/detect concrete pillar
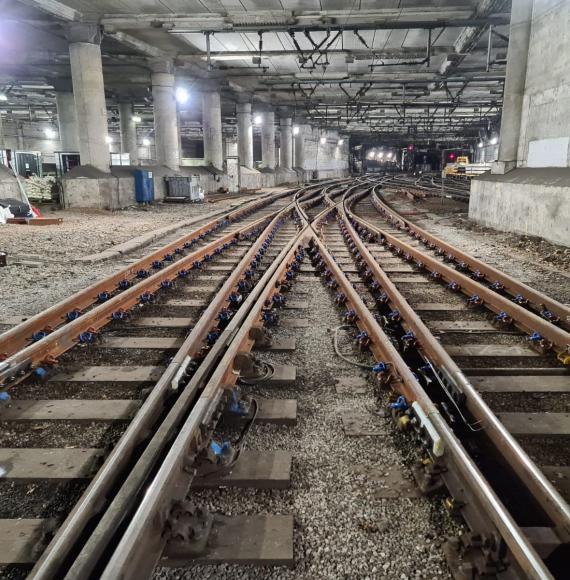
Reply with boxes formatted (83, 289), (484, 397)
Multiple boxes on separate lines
(236, 102), (253, 169)
(280, 116), (293, 170)
(119, 103), (139, 165)
(202, 89), (223, 170)
(67, 24), (110, 172)
(260, 110), (275, 169)
(150, 60), (180, 170)
(494, 0), (533, 173)
(0, 112), (4, 150)
(294, 124), (305, 169)
(55, 91), (79, 151)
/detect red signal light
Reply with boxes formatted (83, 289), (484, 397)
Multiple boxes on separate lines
(449, 152), (455, 161)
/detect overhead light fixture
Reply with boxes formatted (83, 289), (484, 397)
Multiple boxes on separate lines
(175, 87), (189, 104)
(377, 151), (384, 159)
(105, 135), (113, 144)
(142, 138), (151, 147)
(44, 128), (56, 139)
(490, 135), (498, 145)
(387, 151), (393, 159)
(293, 126), (300, 135)
(338, 139), (344, 146)
(478, 141), (484, 148)
(254, 115), (263, 125)
(0, 94), (7, 102)
(320, 136), (327, 145)
(132, 115), (142, 123)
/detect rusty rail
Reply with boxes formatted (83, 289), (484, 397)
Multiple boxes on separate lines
(370, 184), (570, 334)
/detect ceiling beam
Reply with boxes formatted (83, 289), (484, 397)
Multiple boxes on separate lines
(105, 31), (168, 58)
(17, 0), (81, 21)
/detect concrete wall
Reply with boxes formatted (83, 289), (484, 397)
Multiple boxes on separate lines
(470, 168), (570, 246)
(517, 0), (570, 167)
(300, 127), (349, 178)
(1, 119), (63, 164)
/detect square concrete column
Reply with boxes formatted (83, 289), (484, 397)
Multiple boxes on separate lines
(202, 89), (223, 170)
(150, 60), (180, 171)
(119, 103), (139, 166)
(54, 83), (79, 151)
(236, 102), (253, 169)
(493, 0), (533, 174)
(280, 116), (293, 170)
(261, 110), (276, 169)
(67, 24), (110, 172)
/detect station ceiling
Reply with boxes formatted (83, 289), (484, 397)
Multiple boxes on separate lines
(0, 0), (511, 144)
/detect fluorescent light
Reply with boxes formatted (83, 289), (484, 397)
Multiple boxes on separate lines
(143, 138), (151, 147)
(254, 115), (262, 124)
(132, 115), (142, 123)
(338, 139), (344, 146)
(44, 128), (56, 139)
(105, 135), (113, 144)
(293, 126), (300, 135)
(320, 136), (326, 144)
(175, 87), (189, 104)
(0, 94), (7, 102)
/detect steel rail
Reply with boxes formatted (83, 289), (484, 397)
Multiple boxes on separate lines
(98, 222), (311, 580)
(309, 198), (555, 580)
(370, 185), (570, 333)
(0, 190), (292, 359)
(336, 193), (570, 544)
(345, 188), (570, 362)
(0, 211), (275, 390)
(29, 201), (301, 580)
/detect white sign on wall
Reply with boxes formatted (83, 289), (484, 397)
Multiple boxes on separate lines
(527, 137), (569, 167)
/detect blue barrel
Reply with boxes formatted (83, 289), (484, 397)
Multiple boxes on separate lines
(134, 169), (155, 203)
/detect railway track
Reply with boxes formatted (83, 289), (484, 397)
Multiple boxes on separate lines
(0, 178), (568, 580)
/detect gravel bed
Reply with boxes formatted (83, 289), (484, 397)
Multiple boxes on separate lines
(0, 421), (126, 448)
(155, 266), (459, 580)
(482, 392), (570, 413)
(518, 436), (570, 467)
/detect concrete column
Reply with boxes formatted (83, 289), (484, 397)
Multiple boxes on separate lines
(280, 116), (293, 170)
(294, 125), (306, 169)
(260, 110), (275, 169)
(0, 112), (4, 150)
(55, 91), (79, 151)
(150, 60), (180, 170)
(494, 0), (533, 173)
(119, 103), (139, 165)
(67, 24), (110, 172)
(236, 102), (253, 169)
(202, 89), (223, 170)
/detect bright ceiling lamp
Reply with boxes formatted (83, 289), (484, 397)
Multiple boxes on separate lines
(0, 94), (7, 101)
(175, 87), (189, 104)
(142, 138), (151, 147)
(105, 135), (113, 144)
(254, 115), (262, 124)
(386, 151), (393, 159)
(132, 115), (142, 123)
(320, 136), (327, 144)
(377, 151), (384, 159)
(44, 127), (57, 139)
(478, 141), (484, 148)
(490, 135), (498, 145)
(293, 126), (300, 135)
(338, 138), (344, 146)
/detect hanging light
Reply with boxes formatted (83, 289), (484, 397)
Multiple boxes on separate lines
(175, 87), (189, 104)
(132, 115), (142, 123)
(254, 115), (263, 124)
(377, 151), (384, 159)
(386, 151), (393, 159)
(0, 94), (7, 102)
(320, 136), (327, 145)
(293, 126), (300, 135)
(478, 141), (484, 148)
(105, 135), (113, 144)
(142, 138), (151, 147)
(338, 138), (344, 146)
(490, 135), (498, 145)
(44, 127), (57, 139)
